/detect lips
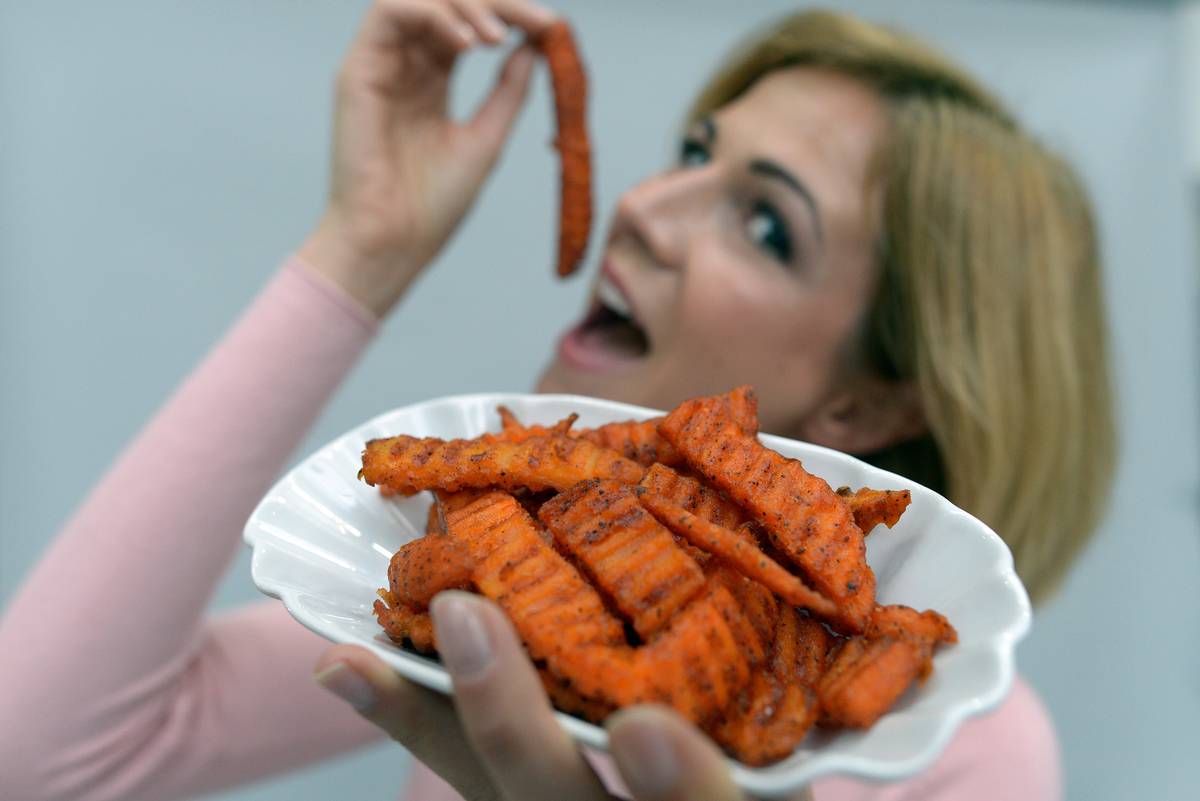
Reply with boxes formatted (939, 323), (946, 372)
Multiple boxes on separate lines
(556, 267), (651, 373)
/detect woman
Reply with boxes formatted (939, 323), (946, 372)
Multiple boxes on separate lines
(0, 1), (1114, 800)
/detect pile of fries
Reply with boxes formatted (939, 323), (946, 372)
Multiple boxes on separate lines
(360, 387), (956, 766)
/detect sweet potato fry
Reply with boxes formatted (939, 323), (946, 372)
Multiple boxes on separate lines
(773, 604), (835, 689)
(538, 479), (706, 640)
(638, 463), (746, 529)
(639, 489), (839, 617)
(817, 636), (932, 728)
(710, 675), (817, 766)
(555, 583), (755, 724)
(837, 486), (912, 534)
(659, 389), (875, 633)
(497, 407), (680, 467)
(867, 604), (957, 646)
(536, 20), (592, 278)
(373, 589), (435, 653)
(640, 582), (758, 722)
(386, 535), (474, 607)
(360, 434), (645, 495)
(708, 601), (830, 764)
(576, 418), (682, 466)
(539, 669), (615, 723)
(704, 564), (777, 663)
(490, 408), (578, 442)
(444, 491), (625, 667)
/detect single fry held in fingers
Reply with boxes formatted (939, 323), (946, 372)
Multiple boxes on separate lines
(363, 386), (954, 766)
(536, 20), (592, 277)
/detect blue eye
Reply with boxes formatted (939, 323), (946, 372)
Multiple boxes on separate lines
(746, 201), (793, 264)
(678, 138), (709, 167)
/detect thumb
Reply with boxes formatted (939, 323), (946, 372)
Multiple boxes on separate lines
(467, 44), (538, 164)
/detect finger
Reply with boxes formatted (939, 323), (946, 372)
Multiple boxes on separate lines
(431, 591), (611, 801)
(467, 44), (536, 155)
(365, 0), (477, 55)
(488, 0), (558, 37)
(313, 645), (499, 801)
(608, 706), (747, 801)
(447, 0), (508, 45)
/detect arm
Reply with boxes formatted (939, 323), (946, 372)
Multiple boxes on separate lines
(0, 0), (545, 797)
(0, 260), (384, 801)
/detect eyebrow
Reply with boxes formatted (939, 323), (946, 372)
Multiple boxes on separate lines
(695, 116), (824, 244)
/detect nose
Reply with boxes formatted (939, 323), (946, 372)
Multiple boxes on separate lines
(611, 165), (717, 269)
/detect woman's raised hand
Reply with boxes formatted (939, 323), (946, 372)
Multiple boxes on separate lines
(300, 0), (557, 319)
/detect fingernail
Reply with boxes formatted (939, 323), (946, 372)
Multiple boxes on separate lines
(431, 594), (493, 679)
(314, 662), (376, 712)
(610, 713), (681, 799)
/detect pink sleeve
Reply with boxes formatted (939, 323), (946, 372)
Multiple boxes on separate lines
(400, 676), (1060, 801)
(0, 258), (388, 801)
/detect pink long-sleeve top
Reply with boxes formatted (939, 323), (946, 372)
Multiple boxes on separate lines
(0, 257), (1062, 801)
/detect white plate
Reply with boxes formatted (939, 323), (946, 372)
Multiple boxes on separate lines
(244, 393), (1031, 798)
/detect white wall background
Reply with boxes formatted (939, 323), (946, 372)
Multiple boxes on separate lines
(2, 1), (1197, 800)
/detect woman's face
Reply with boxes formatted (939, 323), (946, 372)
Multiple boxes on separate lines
(536, 67), (889, 440)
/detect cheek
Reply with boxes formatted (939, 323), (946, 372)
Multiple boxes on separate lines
(662, 253), (865, 425)
(676, 258), (830, 371)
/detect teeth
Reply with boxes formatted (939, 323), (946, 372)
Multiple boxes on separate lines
(597, 276), (634, 319)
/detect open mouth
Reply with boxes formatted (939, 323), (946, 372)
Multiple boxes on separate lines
(558, 272), (652, 371)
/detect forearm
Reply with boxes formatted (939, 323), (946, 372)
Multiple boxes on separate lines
(0, 257), (380, 800)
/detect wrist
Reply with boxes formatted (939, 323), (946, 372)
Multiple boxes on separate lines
(298, 212), (422, 320)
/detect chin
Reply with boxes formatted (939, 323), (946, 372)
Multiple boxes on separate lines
(533, 359), (643, 406)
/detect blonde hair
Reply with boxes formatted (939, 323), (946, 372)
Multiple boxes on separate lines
(689, 10), (1116, 605)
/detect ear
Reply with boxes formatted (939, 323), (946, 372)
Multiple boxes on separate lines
(795, 377), (927, 455)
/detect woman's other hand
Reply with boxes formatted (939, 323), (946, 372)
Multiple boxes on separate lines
(313, 591), (814, 801)
(300, 0), (556, 319)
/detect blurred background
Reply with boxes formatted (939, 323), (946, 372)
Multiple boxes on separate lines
(1, 0), (1197, 799)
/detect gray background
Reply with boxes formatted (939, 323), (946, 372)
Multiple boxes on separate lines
(2, 1), (1197, 799)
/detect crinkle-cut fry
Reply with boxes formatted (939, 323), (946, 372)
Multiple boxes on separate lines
(708, 602), (829, 765)
(637, 583), (755, 722)
(490, 408), (578, 442)
(584, 383), (759, 458)
(817, 636), (932, 728)
(576, 419), (682, 467)
(436, 487), (494, 514)
(536, 20), (592, 278)
(496, 406), (679, 467)
(539, 669), (614, 724)
(773, 604), (835, 689)
(837, 486), (912, 534)
(704, 564), (776, 663)
(659, 389), (875, 634)
(538, 479), (706, 640)
(638, 489), (839, 618)
(424, 499), (443, 535)
(554, 583), (754, 724)
(867, 604), (957, 645)
(444, 491), (624, 667)
(428, 488), (493, 536)
(360, 434), (645, 495)
(373, 590), (435, 653)
(639, 463), (746, 529)
(386, 535), (474, 607)
(710, 674), (817, 766)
